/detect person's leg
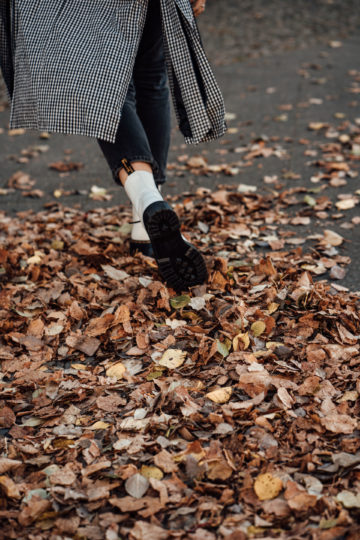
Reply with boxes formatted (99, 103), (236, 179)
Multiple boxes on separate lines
(98, 78), (164, 254)
(98, 79), (159, 186)
(97, 1), (208, 289)
(132, 0), (171, 188)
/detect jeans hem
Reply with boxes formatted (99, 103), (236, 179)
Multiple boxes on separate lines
(112, 155), (161, 185)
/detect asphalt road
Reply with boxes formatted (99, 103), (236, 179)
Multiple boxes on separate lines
(1, 0), (360, 290)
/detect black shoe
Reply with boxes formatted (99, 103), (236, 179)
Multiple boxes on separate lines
(129, 239), (155, 258)
(143, 200), (208, 290)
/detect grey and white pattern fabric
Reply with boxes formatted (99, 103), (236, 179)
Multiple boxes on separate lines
(0, 0), (226, 144)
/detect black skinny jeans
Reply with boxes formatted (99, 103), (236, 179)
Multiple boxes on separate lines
(97, 0), (171, 186)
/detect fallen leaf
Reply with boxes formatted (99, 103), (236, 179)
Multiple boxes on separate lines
(320, 414), (357, 434)
(0, 476), (21, 498)
(216, 339), (230, 358)
(335, 198), (357, 210)
(254, 473), (283, 501)
(322, 230), (344, 247)
(140, 466), (164, 480)
(101, 264), (129, 281)
(65, 334), (100, 356)
(0, 458), (22, 474)
(251, 321), (266, 337)
(206, 386), (232, 404)
(0, 406), (16, 428)
(170, 295), (191, 309)
(158, 349), (186, 369)
(106, 362), (126, 380)
(125, 473), (149, 499)
(336, 490), (360, 509)
(88, 421), (111, 430)
(233, 332), (250, 351)
(130, 521), (169, 540)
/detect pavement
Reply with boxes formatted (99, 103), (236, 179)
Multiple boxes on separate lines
(1, 0), (360, 290)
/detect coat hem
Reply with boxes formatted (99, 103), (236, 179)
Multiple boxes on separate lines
(7, 119), (120, 144)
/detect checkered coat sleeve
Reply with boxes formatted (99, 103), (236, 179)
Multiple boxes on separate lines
(0, 0), (226, 144)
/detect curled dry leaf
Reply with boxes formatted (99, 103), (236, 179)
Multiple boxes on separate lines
(276, 387), (294, 409)
(49, 469), (77, 486)
(206, 386), (232, 404)
(320, 414), (357, 434)
(0, 476), (21, 499)
(88, 421), (111, 430)
(130, 521), (169, 540)
(65, 334), (100, 356)
(233, 332), (250, 351)
(0, 458), (22, 475)
(336, 490), (360, 509)
(284, 481), (318, 512)
(321, 229), (344, 247)
(101, 264), (129, 281)
(106, 362), (126, 380)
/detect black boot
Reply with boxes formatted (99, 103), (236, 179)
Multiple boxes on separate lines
(143, 200), (208, 290)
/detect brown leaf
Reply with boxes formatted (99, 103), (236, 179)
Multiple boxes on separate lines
(96, 394), (126, 412)
(320, 414), (357, 434)
(284, 481), (317, 511)
(276, 387), (294, 409)
(0, 458), (22, 475)
(254, 257), (277, 277)
(130, 521), (169, 540)
(18, 497), (51, 526)
(50, 468), (77, 486)
(86, 314), (114, 337)
(69, 300), (86, 320)
(49, 161), (83, 172)
(207, 460), (233, 481)
(0, 407), (16, 428)
(65, 334), (100, 356)
(0, 476), (21, 499)
(154, 450), (178, 473)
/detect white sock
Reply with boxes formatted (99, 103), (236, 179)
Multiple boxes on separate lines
(124, 171), (163, 225)
(127, 180), (187, 243)
(131, 184), (162, 241)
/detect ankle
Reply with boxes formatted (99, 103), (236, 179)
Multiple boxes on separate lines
(119, 160), (153, 186)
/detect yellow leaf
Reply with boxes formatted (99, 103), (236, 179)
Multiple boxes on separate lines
(206, 386), (232, 404)
(266, 341), (283, 349)
(233, 332), (250, 351)
(106, 362), (126, 380)
(71, 363), (87, 370)
(267, 302), (279, 314)
(251, 321), (266, 337)
(254, 473), (283, 501)
(159, 349), (186, 369)
(89, 421), (111, 430)
(26, 255), (42, 265)
(337, 390), (358, 403)
(0, 476), (21, 499)
(51, 240), (64, 250)
(140, 465), (164, 480)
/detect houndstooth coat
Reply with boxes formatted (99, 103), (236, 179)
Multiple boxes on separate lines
(0, 0), (226, 144)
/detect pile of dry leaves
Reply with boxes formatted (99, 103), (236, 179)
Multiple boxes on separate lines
(0, 185), (359, 539)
